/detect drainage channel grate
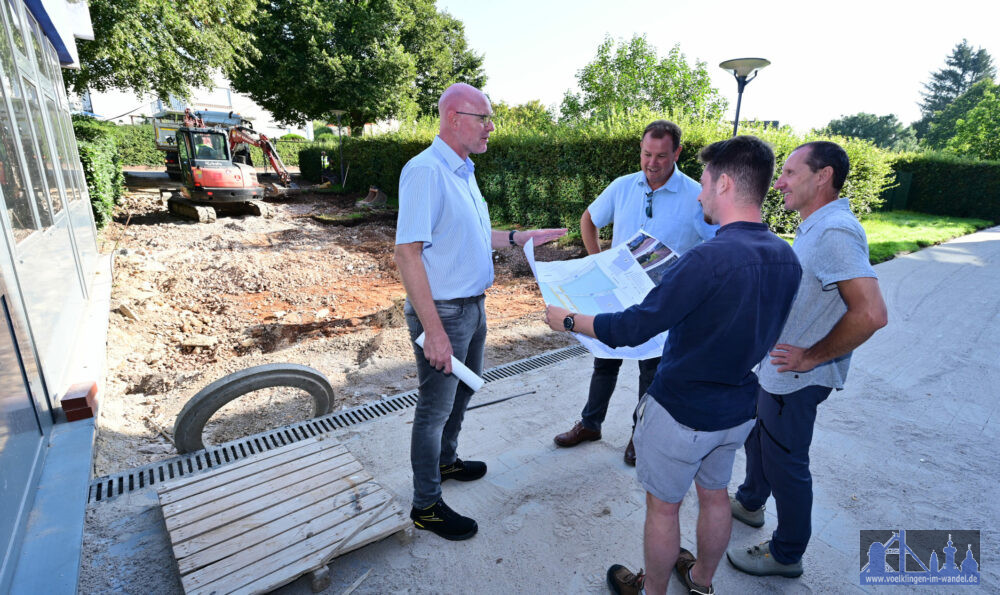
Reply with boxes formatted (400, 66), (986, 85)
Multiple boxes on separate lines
(88, 344), (588, 504)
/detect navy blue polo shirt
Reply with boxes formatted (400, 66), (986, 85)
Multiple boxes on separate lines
(593, 221), (802, 431)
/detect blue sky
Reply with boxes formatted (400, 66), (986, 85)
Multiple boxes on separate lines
(437, 0), (1000, 133)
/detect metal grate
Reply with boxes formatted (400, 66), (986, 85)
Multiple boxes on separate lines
(87, 344), (588, 504)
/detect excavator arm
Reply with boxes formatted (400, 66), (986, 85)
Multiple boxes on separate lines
(228, 126), (292, 187)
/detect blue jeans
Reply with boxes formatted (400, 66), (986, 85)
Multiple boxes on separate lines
(405, 296), (487, 508)
(735, 384), (832, 564)
(580, 357), (660, 431)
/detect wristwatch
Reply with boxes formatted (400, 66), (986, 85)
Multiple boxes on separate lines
(509, 229), (517, 246)
(563, 313), (576, 332)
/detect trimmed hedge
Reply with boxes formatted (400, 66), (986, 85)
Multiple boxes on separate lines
(72, 116), (124, 228)
(113, 124), (162, 166)
(298, 117), (895, 235)
(890, 152), (1000, 223)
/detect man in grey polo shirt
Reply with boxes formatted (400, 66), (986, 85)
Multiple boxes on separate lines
(552, 120), (716, 466)
(727, 141), (888, 577)
(395, 82), (565, 541)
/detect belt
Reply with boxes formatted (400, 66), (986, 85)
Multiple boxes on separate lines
(434, 294), (485, 305)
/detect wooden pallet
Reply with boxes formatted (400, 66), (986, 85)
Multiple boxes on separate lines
(158, 433), (410, 594)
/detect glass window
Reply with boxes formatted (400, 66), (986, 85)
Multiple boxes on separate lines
(25, 13), (46, 82)
(0, 0), (33, 240)
(2, 0), (26, 62)
(21, 79), (61, 216)
(46, 95), (75, 203)
(7, 76), (49, 228)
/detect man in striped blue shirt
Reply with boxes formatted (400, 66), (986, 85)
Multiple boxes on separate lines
(395, 83), (565, 541)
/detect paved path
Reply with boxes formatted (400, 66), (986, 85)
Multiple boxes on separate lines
(80, 228), (1000, 594)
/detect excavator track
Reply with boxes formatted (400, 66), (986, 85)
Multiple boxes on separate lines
(167, 197), (217, 223)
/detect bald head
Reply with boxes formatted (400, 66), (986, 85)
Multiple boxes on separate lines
(439, 83), (484, 122)
(437, 83), (494, 160)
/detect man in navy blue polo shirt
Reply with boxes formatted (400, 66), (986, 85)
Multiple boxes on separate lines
(395, 83), (565, 542)
(546, 136), (801, 595)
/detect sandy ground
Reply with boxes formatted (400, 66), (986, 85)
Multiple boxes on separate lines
(79, 226), (1000, 594)
(94, 175), (579, 476)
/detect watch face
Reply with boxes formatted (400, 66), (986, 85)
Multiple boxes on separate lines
(563, 315), (575, 331)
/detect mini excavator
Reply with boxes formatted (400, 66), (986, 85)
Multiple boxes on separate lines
(161, 109), (297, 222)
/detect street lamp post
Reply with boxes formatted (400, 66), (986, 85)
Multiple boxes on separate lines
(719, 58), (770, 136)
(330, 109), (347, 185)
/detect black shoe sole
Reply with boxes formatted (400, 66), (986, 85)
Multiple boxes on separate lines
(412, 519), (478, 541)
(440, 472), (487, 482)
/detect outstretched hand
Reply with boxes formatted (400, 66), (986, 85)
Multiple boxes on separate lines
(521, 228), (567, 247)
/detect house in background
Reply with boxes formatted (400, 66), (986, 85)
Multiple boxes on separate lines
(0, 0), (109, 593)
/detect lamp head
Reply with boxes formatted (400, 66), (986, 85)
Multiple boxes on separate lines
(720, 58), (770, 79)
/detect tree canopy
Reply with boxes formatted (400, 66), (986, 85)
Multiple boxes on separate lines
(64, 0), (258, 99)
(914, 39), (996, 138)
(944, 83), (1000, 160)
(492, 100), (554, 133)
(923, 78), (999, 150)
(399, 1), (486, 117)
(560, 35), (727, 123)
(227, 0), (484, 129)
(822, 113), (917, 152)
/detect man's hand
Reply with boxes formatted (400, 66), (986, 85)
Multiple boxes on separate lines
(519, 228), (568, 247)
(422, 328), (454, 374)
(769, 344), (818, 373)
(545, 305), (570, 332)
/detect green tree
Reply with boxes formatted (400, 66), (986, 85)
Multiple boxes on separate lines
(924, 78), (999, 149)
(822, 113), (918, 151)
(492, 100), (554, 132)
(945, 87), (1000, 160)
(228, 0), (415, 130)
(560, 35), (727, 122)
(399, 2), (486, 117)
(228, 0), (484, 130)
(64, 0), (258, 99)
(914, 39), (996, 137)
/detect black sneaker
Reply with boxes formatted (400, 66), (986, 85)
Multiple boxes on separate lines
(409, 499), (478, 541)
(440, 458), (487, 482)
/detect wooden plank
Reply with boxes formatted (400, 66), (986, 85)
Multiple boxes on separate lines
(182, 490), (393, 594)
(160, 440), (346, 506)
(163, 455), (362, 537)
(158, 434), (335, 494)
(168, 462), (369, 555)
(232, 503), (407, 595)
(175, 474), (379, 571)
(161, 447), (352, 524)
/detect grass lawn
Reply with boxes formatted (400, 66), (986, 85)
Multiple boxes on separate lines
(861, 211), (994, 264)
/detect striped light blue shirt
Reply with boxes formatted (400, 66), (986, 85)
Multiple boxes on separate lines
(588, 167), (717, 253)
(396, 136), (494, 300)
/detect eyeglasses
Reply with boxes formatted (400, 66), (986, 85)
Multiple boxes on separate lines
(456, 111), (494, 125)
(645, 191), (654, 218)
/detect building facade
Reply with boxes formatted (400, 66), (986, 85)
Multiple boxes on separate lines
(0, 0), (99, 590)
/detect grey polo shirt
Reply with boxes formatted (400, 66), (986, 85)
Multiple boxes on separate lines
(757, 198), (877, 394)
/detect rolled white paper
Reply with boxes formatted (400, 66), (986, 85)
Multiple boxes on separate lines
(414, 332), (485, 392)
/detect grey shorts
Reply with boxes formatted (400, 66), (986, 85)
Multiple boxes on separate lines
(633, 394), (755, 503)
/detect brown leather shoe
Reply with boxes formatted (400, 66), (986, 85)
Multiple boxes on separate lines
(553, 421), (601, 447)
(624, 437), (636, 466)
